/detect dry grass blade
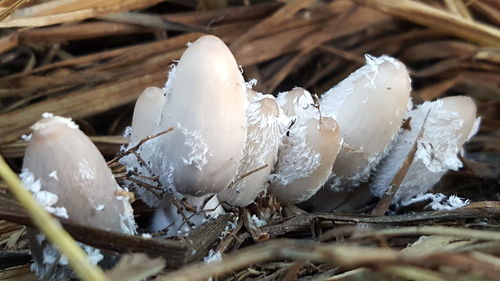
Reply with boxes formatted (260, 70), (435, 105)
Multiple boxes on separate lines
(381, 265), (450, 281)
(0, 33), (18, 54)
(0, 71), (166, 144)
(105, 253), (165, 281)
(155, 237), (500, 281)
(416, 74), (465, 101)
(0, 0), (30, 21)
(350, 226), (500, 241)
(0, 0), (165, 28)
(100, 12), (211, 33)
(230, 0), (315, 51)
(444, 0), (472, 20)
(0, 136), (127, 158)
(352, 0), (500, 46)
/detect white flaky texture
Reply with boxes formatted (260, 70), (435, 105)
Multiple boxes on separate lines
(270, 88), (342, 203)
(218, 94), (284, 207)
(150, 194), (224, 237)
(371, 96), (479, 201)
(320, 55), (412, 190)
(130, 87), (166, 143)
(23, 115), (136, 279)
(152, 35), (247, 197)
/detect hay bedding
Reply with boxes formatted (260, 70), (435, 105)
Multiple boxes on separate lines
(0, 0), (499, 280)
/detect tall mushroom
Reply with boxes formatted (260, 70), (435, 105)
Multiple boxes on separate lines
(22, 113), (136, 279)
(122, 35), (247, 234)
(269, 88), (342, 203)
(320, 55), (412, 190)
(153, 34), (247, 197)
(371, 96), (480, 202)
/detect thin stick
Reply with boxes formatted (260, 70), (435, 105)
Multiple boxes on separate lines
(349, 225), (500, 242)
(0, 155), (108, 281)
(234, 164), (268, 183)
(107, 127), (174, 165)
(371, 110), (431, 215)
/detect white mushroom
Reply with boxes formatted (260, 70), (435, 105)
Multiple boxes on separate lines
(22, 113), (136, 279)
(121, 35), (247, 234)
(122, 35), (247, 208)
(130, 86), (166, 143)
(153, 34), (247, 197)
(320, 55), (412, 190)
(269, 88), (342, 203)
(218, 94), (284, 207)
(371, 96), (480, 202)
(23, 114), (136, 233)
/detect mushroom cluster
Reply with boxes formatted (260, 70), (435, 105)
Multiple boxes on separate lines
(119, 35), (480, 231)
(21, 35), (480, 254)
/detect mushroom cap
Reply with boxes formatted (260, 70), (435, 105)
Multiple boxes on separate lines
(321, 55), (412, 190)
(269, 116), (341, 203)
(277, 87), (316, 118)
(156, 35), (247, 196)
(23, 115), (136, 234)
(246, 88), (259, 102)
(218, 95), (283, 206)
(371, 95), (479, 201)
(130, 87), (165, 143)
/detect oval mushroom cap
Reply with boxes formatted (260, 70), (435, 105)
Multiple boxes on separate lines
(321, 55), (411, 190)
(23, 115), (136, 234)
(218, 95), (283, 206)
(269, 116), (341, 203)
(439, 96), (477, 145)
(131, 87), (165, 143)
(156, 35), (247, 196)
(371, 95), (480, 202)
(259, 96), (280, 118)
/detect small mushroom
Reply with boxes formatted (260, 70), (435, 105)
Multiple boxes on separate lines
(218, 93), (284, 207)
(371, 96), (480, 202)
(22, 114), (136, 279)
(320, 55), (412, 190)
(269, 88), (342, 203)
(130, 86), (166, 143)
